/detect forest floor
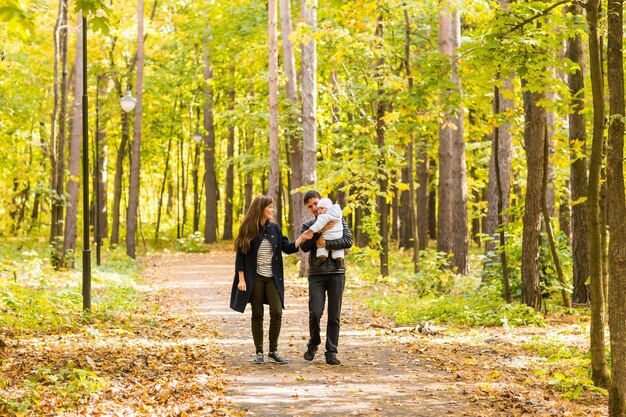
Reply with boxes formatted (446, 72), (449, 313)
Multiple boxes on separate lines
(143, 250), (608, 417)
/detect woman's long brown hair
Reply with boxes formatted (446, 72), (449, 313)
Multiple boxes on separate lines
(234, 195), (273, 253)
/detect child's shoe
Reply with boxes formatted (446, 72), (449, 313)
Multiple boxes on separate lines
(316, 256), (327, 265)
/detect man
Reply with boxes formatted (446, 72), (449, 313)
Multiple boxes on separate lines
(300, 190), (353, 365)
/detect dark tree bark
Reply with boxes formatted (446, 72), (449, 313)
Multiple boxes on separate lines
(126, 0), (144, 259)
(586, 0), (610, 387)
(485, 75), (513, 260)
(565, 5), (590, 304)
(223, 72), (235, 240)
(606, 0), (626, 412)
(268, 0), (279, 202)
(416, 150), (430, 250)
(437, 4), (468, 273)
(404, 8), (420, 270)
(155, 132), (173, 241)
(520, 89), (545, 311)
(50, 0), (69, 267)
(202, 39), (218, 244)
(375, 16), (389, 277)
(110, 110), (129, 246)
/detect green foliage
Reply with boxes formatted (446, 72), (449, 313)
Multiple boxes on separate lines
(174, 231), (209, 253)
(0, 240), (140, 333)
(354, 247), (545, 327)
(524, 337), (608, 399)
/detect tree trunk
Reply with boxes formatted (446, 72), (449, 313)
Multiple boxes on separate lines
(404, 8), (420, 271)
(202, 39), (218, 244)
(542, 126), (570, 308)
(301, 0), (317, 189)
(126, 0), (144, 259)
(110, 110), (129, 245)
(485, 74), (513, 259)
(416, 150), (430, 250)
(280, 0), (305, 241)
(437, 3), (468, 273)
(155, 132), (173, 241)
(428, 162), (437, 240)
(245, 130), (253, 212)
(375, 15), (389, 277)
(268, 0), (279, 202)
(607, 0), (626, 412)
(62, 13), (83, 268)
(223, 74), (235, 240)
(586, 0), (610, 387)
(493, 85), (511, 302)
(521, 88), (545, 310)
(50, 0), (69, 267)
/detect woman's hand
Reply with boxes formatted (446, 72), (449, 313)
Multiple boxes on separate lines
(237, 272), (246, 291)
(316, 236), (326, 248)
(296, 229), (313, 248)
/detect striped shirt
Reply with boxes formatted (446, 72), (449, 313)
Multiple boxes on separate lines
(256, 238), (273, 277)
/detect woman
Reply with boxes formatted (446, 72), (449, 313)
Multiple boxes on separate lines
(230, 195), (308, 364)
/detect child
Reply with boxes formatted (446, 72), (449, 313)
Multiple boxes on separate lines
(306, 198), (345, 268)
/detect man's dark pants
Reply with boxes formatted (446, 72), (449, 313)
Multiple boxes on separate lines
(307, 273), (345, 355)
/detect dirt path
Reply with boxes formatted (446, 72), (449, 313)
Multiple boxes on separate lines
(148, 250), (498, 416)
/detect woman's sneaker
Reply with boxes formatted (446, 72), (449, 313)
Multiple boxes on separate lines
(268, 352), (287, 364)
(253, 352), (264, 364)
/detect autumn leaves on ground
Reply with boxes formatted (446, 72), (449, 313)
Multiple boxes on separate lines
(1, 246), (607, 416)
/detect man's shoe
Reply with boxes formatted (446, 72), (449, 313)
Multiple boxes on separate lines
(304, 346), (318, 361)
(253, 352), (264, 364)
(268, 352), (287, 364)
(325, 353), (341, 365)
(335, 258), (345, 269)
(316, 256), (327, 265)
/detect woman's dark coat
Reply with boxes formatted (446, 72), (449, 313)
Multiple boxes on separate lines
(230, 221), (298, 313)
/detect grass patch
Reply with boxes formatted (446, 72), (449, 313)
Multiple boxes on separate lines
(350, 246), (545, 327)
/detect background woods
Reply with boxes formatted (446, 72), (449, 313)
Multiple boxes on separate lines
(3, 0), (626, 414)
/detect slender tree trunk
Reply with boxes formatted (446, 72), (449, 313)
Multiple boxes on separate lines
(565, 15), (590, 297)
(375, 15), (389, 277)
(404, 8), (420, 271)
(493, 85), (511, 302)
(428, 163), (437, 240)
(437, 2), (468, 273)
(50, 0), (69, 267)
(542, 125), (570, 308)
(110, 110), (129, 245)
(301, 0), (317, 188)
(223, 73), (235, 240)
(607, 0), (626, 412)
(280, 0), (305, 240)
(126, 0), (144, 259)
(586, 0), (610, 386)
(391, 179), (399, 243)
(416, 149), (430, 250)
(268, 0), (280, 202)
(202, 39), (218, 243)
(62, 13), (83, 268)
(485, 74), (513, 260)
(521, 88), (545, 310)
(245, 130), (253, 212)
(155, 133), (173, 242)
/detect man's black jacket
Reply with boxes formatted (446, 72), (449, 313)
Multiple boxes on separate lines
(300, 218), (353, 275)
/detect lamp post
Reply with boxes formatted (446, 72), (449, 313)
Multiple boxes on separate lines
(95, 73), (136, 266)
